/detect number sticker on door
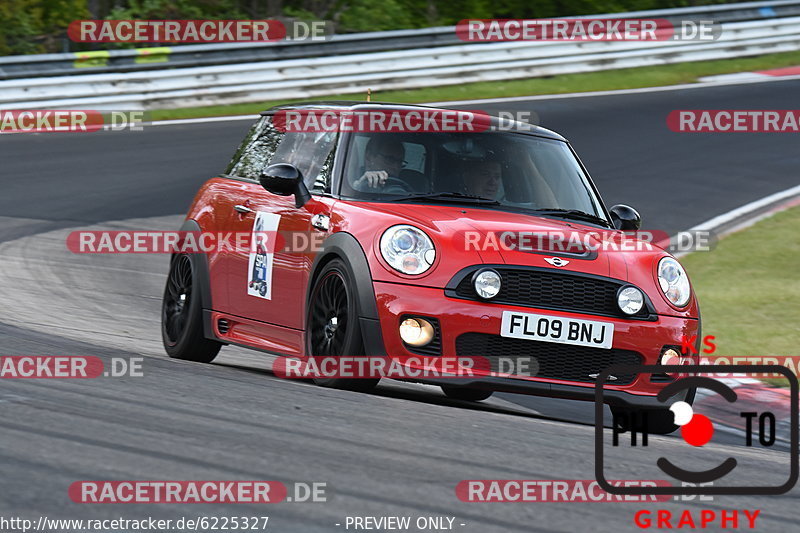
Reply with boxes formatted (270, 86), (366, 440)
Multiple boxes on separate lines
(247, 211), (281, 300)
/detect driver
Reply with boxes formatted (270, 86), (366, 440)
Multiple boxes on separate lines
(352, 136), (405, 192)
(462, 160), (502, 199)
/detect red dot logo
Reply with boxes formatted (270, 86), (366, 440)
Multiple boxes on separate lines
(670, 401), (714, 446)
(681, 413), (714, 446)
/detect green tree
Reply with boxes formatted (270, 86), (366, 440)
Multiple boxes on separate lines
(336, 0), (414, 31)
(0, 0), (42, 54)
(107, 0), (246, 20)
(0, 0), (755, 56)
(0, 0), (88, 55)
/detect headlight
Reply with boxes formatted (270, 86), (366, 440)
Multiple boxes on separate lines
(473, 269), (501, 299)
(657, 257), (691, 307)
(380, 225), (435, 275)
(617, 286), (644, 315)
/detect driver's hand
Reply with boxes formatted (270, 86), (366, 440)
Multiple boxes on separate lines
(355, 171), (388, 190)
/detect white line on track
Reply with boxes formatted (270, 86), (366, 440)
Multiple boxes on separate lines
(45, 76), (800, 237)
(688, 183), (800, 232)
(142, 72), (800, 127)
(671, 183), (800, 257)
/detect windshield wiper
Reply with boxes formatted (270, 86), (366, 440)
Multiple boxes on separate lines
(393, 192), (500, 205)
(532, 208), (611, 227)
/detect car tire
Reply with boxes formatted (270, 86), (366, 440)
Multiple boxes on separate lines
(441, 386), (493, 402)
(161, 254), (221, 363)
(610, 387), (696, 435)
(306, 259), (380, 392)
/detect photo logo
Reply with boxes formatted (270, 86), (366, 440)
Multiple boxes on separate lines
(595, 365), (798, 495)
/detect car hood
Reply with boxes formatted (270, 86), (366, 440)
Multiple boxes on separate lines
(335, 201), (636, 281)
(431, 205), (627, 279)
(332, 200), (696, 318)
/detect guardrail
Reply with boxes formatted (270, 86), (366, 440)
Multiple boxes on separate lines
(2, 0), (800, 80)
(1, 7), (799, 110)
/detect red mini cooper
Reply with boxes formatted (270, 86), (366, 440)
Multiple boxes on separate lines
(161, 102), (699, 434)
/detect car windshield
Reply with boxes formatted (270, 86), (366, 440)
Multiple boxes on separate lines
(338, 131), (609, 225)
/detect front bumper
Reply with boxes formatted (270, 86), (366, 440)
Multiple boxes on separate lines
(368, 281), (699, 408)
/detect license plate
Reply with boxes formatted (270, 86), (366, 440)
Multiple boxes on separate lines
(500, 311), (614, 349)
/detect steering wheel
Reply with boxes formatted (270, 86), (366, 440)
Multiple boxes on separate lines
(382, 177), (413, 194)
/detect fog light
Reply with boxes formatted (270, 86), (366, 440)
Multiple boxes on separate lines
(617, 286), (644, 315)
(660, 348), (682, 366)
(399, 318), (435, 347)
(473, 269), (501, 299)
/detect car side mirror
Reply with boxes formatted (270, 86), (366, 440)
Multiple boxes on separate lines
(259, 163), (311, 208)
(609, 204), (641, 231)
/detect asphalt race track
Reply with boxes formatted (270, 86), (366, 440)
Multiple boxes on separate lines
(1, 78), (798, 532)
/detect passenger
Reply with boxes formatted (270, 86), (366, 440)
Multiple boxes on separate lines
(462, 160), (502, 199)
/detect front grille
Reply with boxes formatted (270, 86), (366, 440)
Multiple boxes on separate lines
(451, 267), (651, 319)
(650, 373), (674, 383)
(455, 332), (642, 384)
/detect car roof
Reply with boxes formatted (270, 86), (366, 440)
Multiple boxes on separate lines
(259, 101), (566, 141)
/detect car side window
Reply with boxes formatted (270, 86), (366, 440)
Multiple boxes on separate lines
(225, 116), (285, 180)
(341, 133), (428, 196)
(269, 131), (339, 193)
(526, 141), (597, 214)
(225, 116), (338, 193)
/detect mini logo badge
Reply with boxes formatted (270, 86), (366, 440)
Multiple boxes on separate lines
(544, 257), (570, 267)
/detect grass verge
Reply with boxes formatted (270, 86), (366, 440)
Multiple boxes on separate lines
(680, 204), (800, 386)
(150, 49), (800, 121)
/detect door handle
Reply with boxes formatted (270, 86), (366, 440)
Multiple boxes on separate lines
(311, 214), (330, 231)
(234, 204), (254, 214)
